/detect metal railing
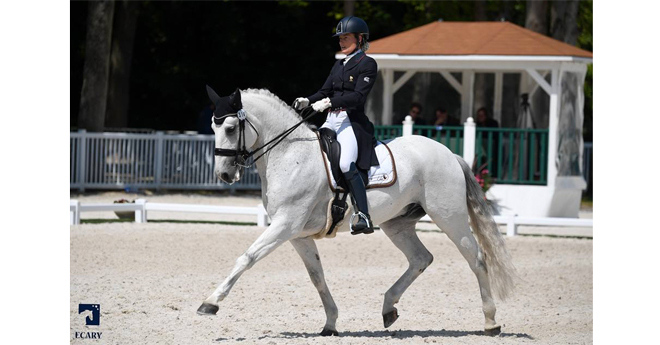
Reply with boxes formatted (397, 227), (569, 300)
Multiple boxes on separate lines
(71, 128), (589, 191)
(375, 125), (464, 155)
(374, 125), (403, 141)
(375, 125), (548, 185)
(475, 128), (549, 185)
(70, 130), (260, 191)
(413, 125), (464, 155)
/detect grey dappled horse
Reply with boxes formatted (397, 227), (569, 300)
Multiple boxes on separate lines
(197, 88), (517, 336)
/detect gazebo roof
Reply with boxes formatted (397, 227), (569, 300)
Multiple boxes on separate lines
(367, 21), (593, 59)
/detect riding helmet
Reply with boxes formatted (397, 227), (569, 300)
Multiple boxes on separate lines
(333, 16), (369, 40)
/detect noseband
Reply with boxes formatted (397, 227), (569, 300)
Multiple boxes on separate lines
(213, 106), (321, 168)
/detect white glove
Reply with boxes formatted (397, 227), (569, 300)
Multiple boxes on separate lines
(312, 98), (332, 112)
(293, 97), (309, 110)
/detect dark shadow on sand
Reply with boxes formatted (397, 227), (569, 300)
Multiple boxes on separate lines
(243, 329), (534, 341)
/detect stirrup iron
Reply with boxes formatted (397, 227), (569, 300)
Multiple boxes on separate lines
(349, 211), (374, 235)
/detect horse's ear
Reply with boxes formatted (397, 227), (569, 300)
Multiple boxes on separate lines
(206, 85), (221, 105)
(229, 88), (242, 110)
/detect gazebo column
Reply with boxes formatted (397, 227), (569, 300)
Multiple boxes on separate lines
(520, 71), (530, 94)
(382, 69), (394, 125)
(494, 72), (503, 124)
(546, 67), (562, 188)
(382, 69), (417, 125)
(461, 70), (475, 122)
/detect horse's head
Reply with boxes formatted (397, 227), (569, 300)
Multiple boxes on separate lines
(206, 86), (259, 184)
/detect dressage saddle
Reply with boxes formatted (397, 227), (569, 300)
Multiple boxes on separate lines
(317, 127), (369, 190)
(317, 128), (373, 236)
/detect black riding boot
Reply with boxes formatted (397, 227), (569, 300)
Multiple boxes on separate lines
(343, 163), (374, 235)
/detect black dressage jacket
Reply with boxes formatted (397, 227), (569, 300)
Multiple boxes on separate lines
(307, 51), (379, 171)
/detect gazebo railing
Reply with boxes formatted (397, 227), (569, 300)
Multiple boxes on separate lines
(475, 127), (548, 185)
(411, 125), (464, 156)
(375, 125), (464, 155)
(374, 125), (548, 185)
(374, 126), (403, 141)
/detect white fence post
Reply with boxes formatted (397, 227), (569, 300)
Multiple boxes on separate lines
(78, 129), (87, 192)
(402, 115), (413, 136)
(506, 215), (517, 237)
(135, 199), (147, 223)
(154, 131), (164, 191)
(70, 200), (80, 225)
(462, 117), (476, 168)
(257, 203), (268, 227)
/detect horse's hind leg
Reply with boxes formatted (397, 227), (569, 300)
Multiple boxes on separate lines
(290, 237), (339, 336)
(379, 217), (434, 328)
(428, 210), (500, 335)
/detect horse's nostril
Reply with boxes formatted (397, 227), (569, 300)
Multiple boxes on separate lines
(221, 172), (230, 181)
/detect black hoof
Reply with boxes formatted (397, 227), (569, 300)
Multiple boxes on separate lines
(196, 303), (219, 315)
(320, 328), (339, 336)
(485, 326), (501, 336)
(383, 309), (399, 328)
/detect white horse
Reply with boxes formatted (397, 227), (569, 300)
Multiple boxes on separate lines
(197, 88), (517, 336)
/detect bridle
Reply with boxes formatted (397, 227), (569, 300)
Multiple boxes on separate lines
(213, 106), (320, 168)
(213, 109), (258, 168)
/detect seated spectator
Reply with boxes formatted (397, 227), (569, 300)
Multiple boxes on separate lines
(475, 107), (499, 128)
(475, 107), (499, 176)
(408, 102), (426, 125)
(433, 107), (460, 126)
(394, 102), (427, 127)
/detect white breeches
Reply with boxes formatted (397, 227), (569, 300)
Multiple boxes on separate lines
(321, 110), (358, 173)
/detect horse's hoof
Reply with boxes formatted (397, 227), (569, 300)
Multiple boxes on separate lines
(485, 326), (501, 336)
(383, 309), (399, 328)
(320, 328), (339, 336)
(196, 303), (219, 315)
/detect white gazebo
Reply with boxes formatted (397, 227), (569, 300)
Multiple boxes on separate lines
(338, 21), (593, 218)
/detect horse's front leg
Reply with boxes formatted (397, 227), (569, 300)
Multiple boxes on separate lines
(290, 237), (339, 336)
(197, 217), (301, 314)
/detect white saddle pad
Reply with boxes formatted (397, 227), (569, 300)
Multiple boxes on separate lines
(321, 140), (397, 191)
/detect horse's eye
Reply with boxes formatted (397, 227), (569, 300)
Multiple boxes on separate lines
(226, 126), (236, 134)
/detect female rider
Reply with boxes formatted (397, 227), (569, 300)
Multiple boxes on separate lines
(293, 16), (379, 235)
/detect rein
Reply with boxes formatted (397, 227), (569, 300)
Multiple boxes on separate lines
(214, 106), (320, 168)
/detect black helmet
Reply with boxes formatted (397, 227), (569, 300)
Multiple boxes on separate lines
(333, 16), (369, 40)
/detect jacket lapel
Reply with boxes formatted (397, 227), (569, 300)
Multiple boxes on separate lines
(343, 51), (364, 71)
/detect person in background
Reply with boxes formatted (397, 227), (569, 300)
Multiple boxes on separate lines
(475, 107), (499, 176)
(408, 102), (426, 125)
(433, 107), (459, 126)
(475, 107), (499, 128)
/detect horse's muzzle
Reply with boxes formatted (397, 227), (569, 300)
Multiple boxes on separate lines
(215, 165), (241, 184)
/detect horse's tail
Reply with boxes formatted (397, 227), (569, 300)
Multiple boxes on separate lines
(455, 155), (517, 300)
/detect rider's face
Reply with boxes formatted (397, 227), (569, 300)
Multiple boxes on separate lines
(339, 34), (359, 55)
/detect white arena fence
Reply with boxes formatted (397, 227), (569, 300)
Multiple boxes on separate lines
(70, 199), (270, 227)
(70, 130), (261, 191)
(70, 199), (591, 237)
